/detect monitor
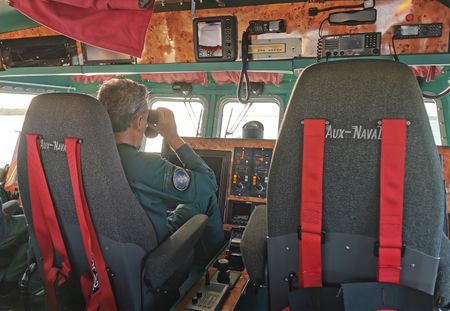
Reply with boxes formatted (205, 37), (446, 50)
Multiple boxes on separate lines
(81, 43), (134, 65)
(193, 16), (237, 62)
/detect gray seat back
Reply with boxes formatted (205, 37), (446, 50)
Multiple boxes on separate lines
(267, 60), (445, 309)
(17, 93), (158, 310)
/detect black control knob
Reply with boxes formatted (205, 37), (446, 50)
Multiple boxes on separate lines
(217, 258), (230, 284)
(192, 296), (198, 305)
(236, 182), (244, 191)
(196, 291), (202, 298)
(256, 184), (264, 192)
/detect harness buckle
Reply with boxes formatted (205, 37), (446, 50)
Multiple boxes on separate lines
(374, 241), (406, 257)
(297, 226), (326, 244)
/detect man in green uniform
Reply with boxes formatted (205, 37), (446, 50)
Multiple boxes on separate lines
(97, 78), (224, 258)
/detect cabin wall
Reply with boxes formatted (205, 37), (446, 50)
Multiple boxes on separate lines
(143, 0), (450, 63)
(0, 0), (449, 63)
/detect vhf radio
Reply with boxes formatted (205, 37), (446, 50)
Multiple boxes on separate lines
(323, 32), (381, 58)
(248, 19), (286, 34)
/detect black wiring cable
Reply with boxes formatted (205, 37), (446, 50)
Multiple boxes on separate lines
(423, 86), (450, 99)
(316, 18), (329, 63)
(391, 35), (400, 62)
(391, 32), (449, 99)
(238, 28), (251, 104)
(316, 4), (364, 13)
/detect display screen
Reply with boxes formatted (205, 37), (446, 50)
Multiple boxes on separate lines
(400, 25), (419, 36)
(197, 20), (223, 58)
(340, 36), (364, 50)
(83, 44), (132, 64)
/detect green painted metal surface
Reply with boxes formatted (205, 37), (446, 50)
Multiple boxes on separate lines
(420, 67), (450, 145)
(0, 55), (449, 79)
(0, 57), (449, 144)
(0, 2), (39, 33)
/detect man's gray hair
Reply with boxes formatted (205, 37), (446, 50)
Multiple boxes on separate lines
(97, 78), (149, 133)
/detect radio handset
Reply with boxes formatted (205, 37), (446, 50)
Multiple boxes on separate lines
(145, 110), (159, 138)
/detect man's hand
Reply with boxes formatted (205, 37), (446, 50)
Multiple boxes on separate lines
(149, 108), (184, 150)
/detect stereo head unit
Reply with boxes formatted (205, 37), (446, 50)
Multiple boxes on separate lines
(0, 35), (78, 68)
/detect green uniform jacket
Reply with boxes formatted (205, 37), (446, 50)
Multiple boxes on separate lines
(117, 143), (218, 242)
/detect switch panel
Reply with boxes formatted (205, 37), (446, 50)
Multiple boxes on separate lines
(230, 147), (273, 198)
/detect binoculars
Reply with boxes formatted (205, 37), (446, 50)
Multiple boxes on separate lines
(145, 110), (159, 138)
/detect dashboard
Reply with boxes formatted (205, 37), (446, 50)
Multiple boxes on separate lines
(162, 137), (275, 229)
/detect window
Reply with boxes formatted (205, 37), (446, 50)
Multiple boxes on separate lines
(218, 97), (282, 139)
(145, 97), (206, 152)
(424, 98), (444, 146)
(0, 93), (36, 166)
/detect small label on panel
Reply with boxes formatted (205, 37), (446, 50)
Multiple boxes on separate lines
(248, 43), (286, 54)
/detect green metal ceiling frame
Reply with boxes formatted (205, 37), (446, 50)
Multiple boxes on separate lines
(0, 55), (448, 143)
(0, 2), (39, 33)
(0, 54), (448, 95)
(0, 54), (449, 78)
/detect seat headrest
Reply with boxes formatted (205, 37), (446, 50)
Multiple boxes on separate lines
(268, 60), (444, 256)
(18, 93), (157, 251)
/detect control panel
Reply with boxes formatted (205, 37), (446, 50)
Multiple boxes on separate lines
(184, 259), (241, 311)
(230, 147), (273, 198)
(323, 32), (381, 58)
(185, 282), (229, 311)
(228, 201), (255, 225)
(393, 23), (443, 39)
(251, 148), (272, 197)
(231, 147), (252, 196)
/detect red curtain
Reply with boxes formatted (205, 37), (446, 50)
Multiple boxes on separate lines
(410, 66), (442, 82)
(10, 0), (154, 57)
(140, 72), (208, 85)
(211, 71), (283, 86)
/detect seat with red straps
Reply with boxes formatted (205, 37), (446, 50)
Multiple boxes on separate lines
(241, 59), (450, 310)
(17, 93), (208, 309)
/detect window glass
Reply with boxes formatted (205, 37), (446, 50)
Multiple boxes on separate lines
(0, 93), (36, 165)
(424, 98), (442, 146)
(219, 100), (281, 139)
(145, 98), (205, 152)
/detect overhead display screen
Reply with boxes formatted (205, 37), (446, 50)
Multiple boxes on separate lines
(193, 16), (237, 62)
(197, 20), (223, 58)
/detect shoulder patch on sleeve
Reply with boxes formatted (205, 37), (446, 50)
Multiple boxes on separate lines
(172, 167), (190, 191)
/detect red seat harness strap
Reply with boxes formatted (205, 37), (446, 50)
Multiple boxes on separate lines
(299, 119), (326, 288)
(26, 134), (72, 309)
(378, 119), (407, 284)
(65, 138), (117, 311)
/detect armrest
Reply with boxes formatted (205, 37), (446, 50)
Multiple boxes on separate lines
(2, 200), (20, 217)
(437, 232), (450, 307)
(144, 214), (208, 289)
(241, 204), (267, 286)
